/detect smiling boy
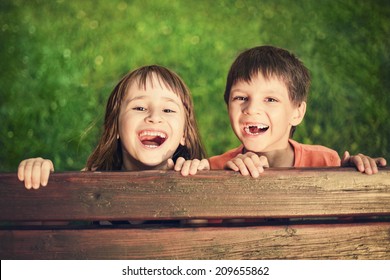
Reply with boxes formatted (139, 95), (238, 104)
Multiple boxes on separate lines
(208, 46), (386, 177)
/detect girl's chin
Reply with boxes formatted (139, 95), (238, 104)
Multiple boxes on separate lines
(122, 155), (167, 171)
(138, 158), (170, 169)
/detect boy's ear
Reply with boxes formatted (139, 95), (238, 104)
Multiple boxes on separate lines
(290, 101), (306, 126)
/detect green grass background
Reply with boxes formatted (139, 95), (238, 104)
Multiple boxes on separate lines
(1, 0), (389, 172)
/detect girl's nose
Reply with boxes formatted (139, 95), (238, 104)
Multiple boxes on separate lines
(145, 109), (163, 123)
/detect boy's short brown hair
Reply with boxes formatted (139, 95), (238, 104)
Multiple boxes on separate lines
(224, 45), (311, 106)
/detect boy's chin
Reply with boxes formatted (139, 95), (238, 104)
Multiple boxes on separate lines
(241, 140), (263, 152)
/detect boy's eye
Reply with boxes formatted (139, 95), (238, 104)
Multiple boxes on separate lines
(232, 96), (248, 101)
(265, 97), (278, 102)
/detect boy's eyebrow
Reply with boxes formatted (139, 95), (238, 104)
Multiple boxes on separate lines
(230, 88), (250, 95)
(231, 88), (284, 96)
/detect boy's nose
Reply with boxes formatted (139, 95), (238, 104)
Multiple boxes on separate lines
(145, 110), (163, 123)
(243, 101), (263, 115)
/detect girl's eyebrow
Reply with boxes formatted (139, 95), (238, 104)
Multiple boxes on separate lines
(163, 97), (182, 107)
(126, 95), (182, 106)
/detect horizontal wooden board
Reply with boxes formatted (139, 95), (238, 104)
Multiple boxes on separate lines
(1, 222), (389, 259)
(1, 167), (389, 221)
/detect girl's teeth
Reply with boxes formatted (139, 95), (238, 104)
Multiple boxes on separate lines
(139, 130), (167, 147)
(139, 131), (167, 138)
(145, 145), (158, 148)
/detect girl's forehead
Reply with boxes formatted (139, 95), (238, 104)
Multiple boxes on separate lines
(125, 77), (183, 103)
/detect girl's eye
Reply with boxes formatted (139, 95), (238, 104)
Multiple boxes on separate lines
(133, 107), (146, 111)
(163, 109), (176, 113)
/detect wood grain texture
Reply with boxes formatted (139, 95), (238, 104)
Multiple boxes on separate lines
(1, 168), (389, 221)
(1, 222), (389, 259)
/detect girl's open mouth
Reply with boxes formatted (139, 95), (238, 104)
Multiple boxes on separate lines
(138, 130), (167, 148)
(244, 124), (269, 135)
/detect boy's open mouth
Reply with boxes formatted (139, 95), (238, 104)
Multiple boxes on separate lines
(244, 124), (269, 135)
(138, 130), (167, 148)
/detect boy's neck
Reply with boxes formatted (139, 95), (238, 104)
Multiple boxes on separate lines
(243, 141), (295, 168)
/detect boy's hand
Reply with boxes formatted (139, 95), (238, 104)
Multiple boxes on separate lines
(225, 152), (269, 178)
(341, 151), (387, 175)
(170, 157), (210, 176)
(17, 157), (54, 189)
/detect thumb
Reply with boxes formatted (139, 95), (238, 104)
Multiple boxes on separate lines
(166, 158), (174, 170)
(341, 151), (351, 166)
(259, 155), (270, 168)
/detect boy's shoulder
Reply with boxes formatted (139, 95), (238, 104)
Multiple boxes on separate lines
(209, 145), (244, 170)
(290, 139), (341, 167)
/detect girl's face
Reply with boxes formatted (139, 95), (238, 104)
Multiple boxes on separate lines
(118, 75), (186, 170)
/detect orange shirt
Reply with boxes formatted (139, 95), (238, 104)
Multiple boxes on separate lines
(209, 139), (341, 169)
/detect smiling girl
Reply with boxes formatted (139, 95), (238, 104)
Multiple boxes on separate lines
(18, 65), (208, 189)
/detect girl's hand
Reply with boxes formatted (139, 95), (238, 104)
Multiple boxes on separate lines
(341, 151), (387, 175)
(17, 157), (54, 189)
(171, 157), (210, 176)
(225, 152), (269, 178)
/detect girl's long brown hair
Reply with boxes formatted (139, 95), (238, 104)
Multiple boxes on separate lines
(85, 65), (206, 171)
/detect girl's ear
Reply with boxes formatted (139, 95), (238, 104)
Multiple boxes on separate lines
(180, 134), (186, 146)
(290, 101), (306, 126)
(180, 126), (187, 146)
(117, 134), (120, 140)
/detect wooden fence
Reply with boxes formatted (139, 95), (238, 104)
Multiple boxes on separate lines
(0, 167), (389, 259)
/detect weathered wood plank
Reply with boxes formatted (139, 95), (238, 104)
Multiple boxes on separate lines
(0, 168), (389, 221)
(1, 222), (389, 259)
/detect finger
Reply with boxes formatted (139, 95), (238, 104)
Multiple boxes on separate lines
(350, 155), (365, 173)
(250, 154), (262, 168)
(180, 160), (193, 176)
(197, 159), (210, 171)
(188, 159), (200, 175)
(243, 157), (259, 178)
(369, 157), (379, 174)
(225, 160), (239, 172)
(166, 158), (174, 170)
(17, 160), (27, 181)
(341, 151), (351, 166)
(259, 156), (269, 168)
(23, 159), (34, 189)
(360, 156), (373, 175)
(376, 157), (387, 167)
(173, 157), (186, 171)
(232, 158), (250, 176)
(40, 160), (54, 186)
(31, 160), (43, 189)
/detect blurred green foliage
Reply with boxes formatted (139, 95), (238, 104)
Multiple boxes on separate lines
(1, 0), (389, 172)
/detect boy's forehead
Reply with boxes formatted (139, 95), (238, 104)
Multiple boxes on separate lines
(233, 72), (287, 87)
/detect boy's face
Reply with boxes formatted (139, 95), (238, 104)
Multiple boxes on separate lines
(228, 72), (305, 153)
(118, 75), (186, 170)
